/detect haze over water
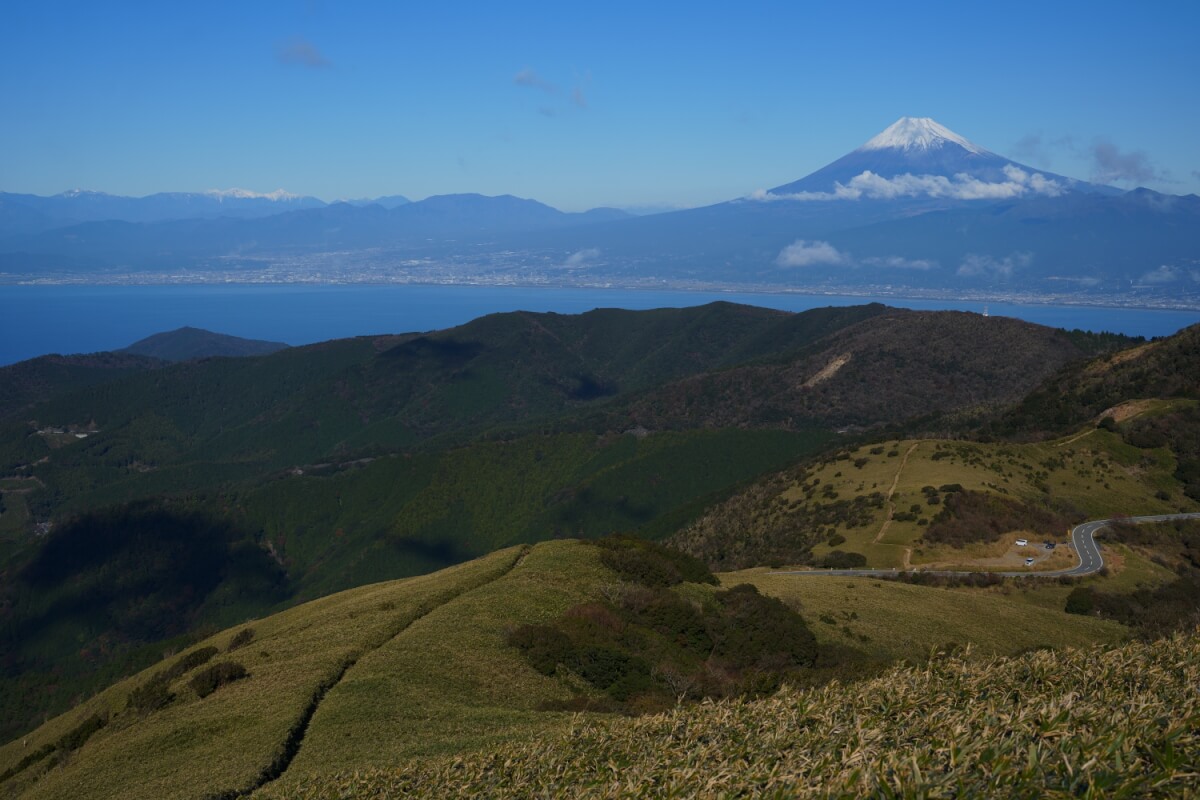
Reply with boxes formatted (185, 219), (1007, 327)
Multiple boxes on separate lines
(3, 284), (1197, 367)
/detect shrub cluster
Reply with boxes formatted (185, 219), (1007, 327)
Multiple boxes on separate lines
(817, 550), (867, 569)
(508, 578), (817, 712)
(127, 645), (220, 713)
(923, 490), (1079, 547)
(1066, 577), (1200, 636)
(1123, 407), (1200, 501)
(506, 537), (816, 714)
(189, 661), (249, 698)
(226, 627), (256, 652)
(592, 536), (717, 587)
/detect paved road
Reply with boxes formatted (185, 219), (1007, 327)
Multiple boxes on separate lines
(768, 512), (1200, 579)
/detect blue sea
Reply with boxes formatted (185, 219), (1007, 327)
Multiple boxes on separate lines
(2, 284), (1198, 367)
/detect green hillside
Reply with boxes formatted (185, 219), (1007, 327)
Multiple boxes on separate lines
(1, 303), (1125, 519)
(0, 540), (1132, 800)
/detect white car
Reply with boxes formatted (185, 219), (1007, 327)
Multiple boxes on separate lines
(1015, 538), (1029, 547)
(1024, 557), (1035, 566)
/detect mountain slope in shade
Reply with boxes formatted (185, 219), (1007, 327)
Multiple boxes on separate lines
(769, 117), (1117, 198)
(0, 353), (164, 422)
(119, 327), (289, 362)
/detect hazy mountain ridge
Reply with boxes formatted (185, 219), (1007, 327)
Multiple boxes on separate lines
(2, 118), (1197, 299)
(0, 192), (633, 266)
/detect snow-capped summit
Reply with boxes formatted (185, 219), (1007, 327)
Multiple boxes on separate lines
(859, 117), (989, 155)
(765, 117), (1115, 199)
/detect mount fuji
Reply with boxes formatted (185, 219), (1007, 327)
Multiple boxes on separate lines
(767, 117), (1118, 199)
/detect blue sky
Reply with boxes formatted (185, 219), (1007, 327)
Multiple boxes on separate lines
(2, 1), (1197, 210)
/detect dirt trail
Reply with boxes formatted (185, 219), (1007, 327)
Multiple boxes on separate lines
(1055, 428), (1095, 448)
(873, 443), (918, 567)
(874, 442), (918, 544)
(219, 545), (531, 798)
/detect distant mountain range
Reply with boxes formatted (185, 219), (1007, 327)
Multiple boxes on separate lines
(2, 118), (1198, 300)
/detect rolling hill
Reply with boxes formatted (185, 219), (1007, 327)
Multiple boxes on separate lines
(0, 539), (1130, 799)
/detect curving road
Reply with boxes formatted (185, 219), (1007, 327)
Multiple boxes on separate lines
(768, 512), (1200, 579)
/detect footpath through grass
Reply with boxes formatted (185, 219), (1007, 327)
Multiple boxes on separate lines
(0, 546), (528, 800)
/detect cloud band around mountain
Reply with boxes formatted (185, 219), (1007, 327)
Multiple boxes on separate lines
(776, 242), (938, 271)
(752, 165), (1063, 203)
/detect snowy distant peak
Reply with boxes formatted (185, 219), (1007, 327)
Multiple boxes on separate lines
(859, 117), (989, 156)
(56, 189), (111, 198)
(202, 188), (304, 201)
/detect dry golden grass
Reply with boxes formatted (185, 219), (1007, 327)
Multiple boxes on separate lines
(274, 631), (1200, 799)
(726, 570), (1125, 664)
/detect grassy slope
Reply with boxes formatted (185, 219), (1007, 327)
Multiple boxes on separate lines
(274, 541), (612, 784)
(674, 419), (1198, 572)
(309, 632), (1200, 799)
(0, 540), (1132, 800)
(726, 570), (1125, 663)
(0, 546), (526, 800)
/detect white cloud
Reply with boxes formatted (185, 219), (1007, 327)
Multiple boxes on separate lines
(1138, 265), (1199, 284)
(957, 252), (1033, 279)
(776, 240), (847, 268)
(749, 167), (1064, 203)
(564, 248), (600, 267)
(861, 255), (937, 270)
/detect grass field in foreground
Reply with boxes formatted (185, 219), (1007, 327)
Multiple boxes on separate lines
(262, 631), (1200, 799)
